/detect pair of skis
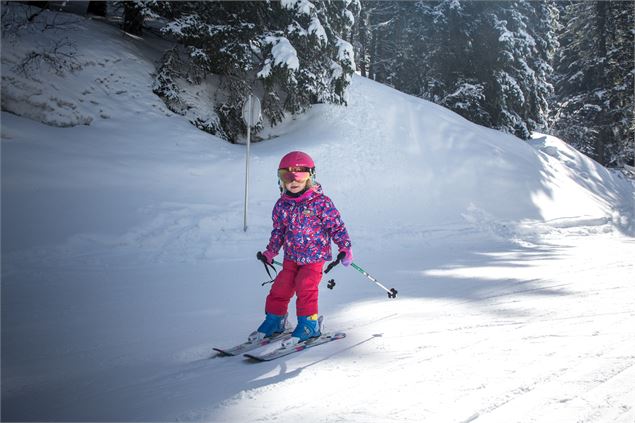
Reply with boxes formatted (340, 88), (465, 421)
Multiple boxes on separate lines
(213, 330), (346, 362)
(220, 253), (395, 361)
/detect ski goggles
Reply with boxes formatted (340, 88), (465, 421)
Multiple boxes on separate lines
(278, 167), (312, 183)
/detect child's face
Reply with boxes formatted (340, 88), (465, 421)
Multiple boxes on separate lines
(279, 167), (311, 194)
(284, 178), (308, 194)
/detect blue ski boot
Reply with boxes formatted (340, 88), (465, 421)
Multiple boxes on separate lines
(248, 313), (288, 342)
(282, 314), (322, 348)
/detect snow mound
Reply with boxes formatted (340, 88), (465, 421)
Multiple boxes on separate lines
(1, 5), (171, 127)
(255, 76), (634, 239)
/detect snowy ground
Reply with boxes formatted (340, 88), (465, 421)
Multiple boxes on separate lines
(2, 6), (635, 422)
(2, 223), (634, 422)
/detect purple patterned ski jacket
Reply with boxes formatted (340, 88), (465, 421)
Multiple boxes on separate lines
(265, 184), (352, 264)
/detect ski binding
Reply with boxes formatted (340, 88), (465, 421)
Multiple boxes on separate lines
(244, 331), (346, 362)
(213, 330), (293, 357)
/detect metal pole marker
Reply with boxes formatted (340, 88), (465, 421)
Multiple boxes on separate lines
(241, 95), (261, 232)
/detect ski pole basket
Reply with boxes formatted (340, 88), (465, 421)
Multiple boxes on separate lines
(350, 263), (398, 299)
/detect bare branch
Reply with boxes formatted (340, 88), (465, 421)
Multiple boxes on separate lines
(13, 38), (82, 78)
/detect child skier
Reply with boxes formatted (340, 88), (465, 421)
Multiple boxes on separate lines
(250, 151), (353, 347)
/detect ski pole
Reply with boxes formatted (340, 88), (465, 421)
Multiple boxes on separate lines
(350, 262), (398, 299)
(257, 252), (283, 286)
(323, 252), (347, 290)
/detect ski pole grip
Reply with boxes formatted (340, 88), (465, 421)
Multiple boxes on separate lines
(325, 251), (346, 274)
(257, 251), (281, 267)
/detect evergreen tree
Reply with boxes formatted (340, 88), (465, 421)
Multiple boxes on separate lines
(472, 0), (557, 138)
(524, 1), (560, 131)
(419, 1), (489, 124)
(152, 0), (359, 143)
(357, 1), (399, 84)
(122, 2), (144, 35)
(87, 1), (107, 17)
(553, 0), (634, 166)
(607, 1), (635, 166)
(362, 1), (558, 140)
(353, 4), (371, 77)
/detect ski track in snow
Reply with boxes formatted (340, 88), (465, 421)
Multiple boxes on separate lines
(3, 227), (634, 422)
(194, 232), (635, 423)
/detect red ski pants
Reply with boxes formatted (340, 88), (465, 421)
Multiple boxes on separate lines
(265, 260), (324, 317)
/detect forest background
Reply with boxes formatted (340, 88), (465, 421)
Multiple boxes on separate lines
(5, 0), (634, 168)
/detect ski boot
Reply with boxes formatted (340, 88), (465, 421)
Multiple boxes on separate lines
(248, 313), (288, 342)
(282, 314), (322, 348)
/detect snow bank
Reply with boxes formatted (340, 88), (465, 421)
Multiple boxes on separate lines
(1, 5), (171, 128)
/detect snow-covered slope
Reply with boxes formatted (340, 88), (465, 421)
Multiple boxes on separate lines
(2, 6), (634, 423)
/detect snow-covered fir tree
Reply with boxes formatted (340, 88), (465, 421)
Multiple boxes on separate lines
(151, 0), (359, 143)
(523, 1), (560, 132)
(355, 2), (408, 87)
(552, 0), (634, 167)
(116, 1), (167, 36)
(470, 0), (558, 138)
(416, 0), (488, 124)
(359, 0), (558, 140)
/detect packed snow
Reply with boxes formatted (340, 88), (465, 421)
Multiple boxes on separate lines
(2, 6), (634, 423)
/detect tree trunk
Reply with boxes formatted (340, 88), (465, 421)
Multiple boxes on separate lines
(19, 1), (48, 9)
(595, 1), (609, 165)
(87, 1), (107, 17)
(358, 9), (369, 77)
(123, 2), (144, 36)
(368, 29), (376, 80)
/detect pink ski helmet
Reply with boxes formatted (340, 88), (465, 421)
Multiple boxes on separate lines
(278, 151), (315, 170)
(277, 151), (316, 187)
